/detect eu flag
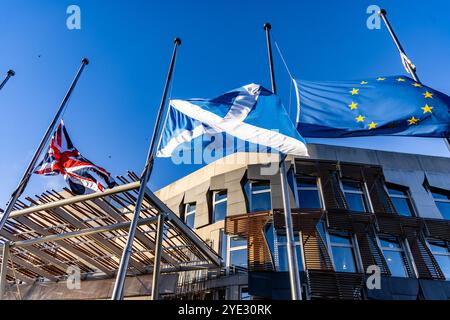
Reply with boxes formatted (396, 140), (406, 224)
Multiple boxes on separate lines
(295, 76), (450, 138)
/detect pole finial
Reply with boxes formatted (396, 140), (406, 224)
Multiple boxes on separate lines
(264, 22), (272, 31)
(82, 58), (89, 65)
(378, 8), (387, 16)
(174, 38), (182, 46)
(7, 70), (15, 77)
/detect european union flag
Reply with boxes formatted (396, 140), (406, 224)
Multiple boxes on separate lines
(295, 76), (450, 138)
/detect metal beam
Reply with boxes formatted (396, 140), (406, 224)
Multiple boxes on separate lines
(91, 198), (178, 265)
(11, 216), (158, 248)
(0, 228), (68, 274)
(11, 255), (57, 282)
(143, 187), (221, 266)
(0, 242), (10, 299)
(150, 214), (165, 300)
(9, 182), (140, 219)
(11, 216), (113, 276)
(47, 206), (147, 274)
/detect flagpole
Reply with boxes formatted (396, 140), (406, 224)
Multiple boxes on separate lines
(0, 58), (89, 232)
(111, 37), (181, 300)
(0, 70), (15, 91)
(264, 23), (302, 300)
(379, 9), (450, 151)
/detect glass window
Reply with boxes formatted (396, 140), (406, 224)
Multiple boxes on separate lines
(379, 236), (409, 278)
(240, 286), (251, 300)
(342, 179), (368, 212)
(296, 176), (322, 209)
(387, 185), (415, 217)
(212, 191), (227, 223)
(329, 233), (357, 273)
(228, 235), (247, 268)
(276, 232), (304, 272)
(184, 203), (196, 229)
(247, 181), (271, 212)
(430, 189), (450, 220)
(428, 240), (450, 280)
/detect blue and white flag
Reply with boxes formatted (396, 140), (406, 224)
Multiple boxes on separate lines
(156, 84), (308, 159)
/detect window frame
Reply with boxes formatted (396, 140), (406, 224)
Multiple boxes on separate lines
(426, 238), (450, 280)
(212, 190), (228, 223)
(377, 235), (415, 278)
(225, 234), (248, 272)
(324, 229), (362, 273)
(385, 183), (417, 217)
(428, 187), (450, 220)
(339, 178), (370, 213)
(294, 175), (324, 209)
(184, 202), (196, 228)
(273, 227), (304, 272)
(247, 180), (272, 212)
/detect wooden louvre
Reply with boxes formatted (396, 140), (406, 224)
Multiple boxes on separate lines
(318, 165), (348, 211)
(225, 211), (274, 272)
(364, 167), (397, 215)
(424, 218), (450, 242)
(306, 270), (364, 300)
(273, 209), (334, 271)
(376, 214), (446, 280)
(326, 210), (391, 276)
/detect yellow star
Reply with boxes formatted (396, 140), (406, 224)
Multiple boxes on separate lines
(360, 81), (368, 85)
(408, 116), (419, 125)
(376, 77), (386, 81)
(368, 122), (377, 130)
(348, 101), (358, 110)
(423, 91), (433, 99)
(421, 104), (433, 114)
(396, 78), (406, 82)
(412, 83), (422, 88)
(356, 115), (365, 122)
(350, 88), (359, 95)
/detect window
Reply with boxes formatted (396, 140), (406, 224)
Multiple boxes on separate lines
(246, 181), (271, 212)
(239, 286), (251, 300)
(428, 240), (450, 280)
(379, 236), (410, 278)
(184, 203), (196, 229)
(341, 179), (368, 212)
(430, 189), (450, 220)
(328, 232), (357, 273)
(387, 184), (415, 217)
(212, 190), (227, 223)
(266, 223), (304, 272)
(219, 231), (248, 271)
(228, 235), (247, 269)
(296, 176), (322, 209)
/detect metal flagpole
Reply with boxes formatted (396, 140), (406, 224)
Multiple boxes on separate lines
(0, 70), (15, 91)
(264, 23), (302, 300)
(111, 38), (181, 300)
(379, 9), (450, 151)
(0, 58), (89, 232)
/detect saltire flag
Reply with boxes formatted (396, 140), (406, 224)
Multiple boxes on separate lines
(156, 84), (308, 159)
(294, 76), (450, 138)
(34, 120), (116, 195)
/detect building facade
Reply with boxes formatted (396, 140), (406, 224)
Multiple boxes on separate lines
(156, 144), (450, 300)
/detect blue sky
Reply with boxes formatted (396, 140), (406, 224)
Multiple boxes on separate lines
(0, 0), (449, 206)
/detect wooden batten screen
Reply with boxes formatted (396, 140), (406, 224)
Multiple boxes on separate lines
(318, 166), (348, 211)
(225, 212), (274, 272)
(306, 270), (364, 300)
(364, 167), (397, 215)
(326, 210), (391, 276)
(377, 214), (446, 280)
(273, 209), (333, 271)
(424, 218), (450, 242)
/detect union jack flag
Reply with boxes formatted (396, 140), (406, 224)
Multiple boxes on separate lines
(34, 120), (116, 195)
